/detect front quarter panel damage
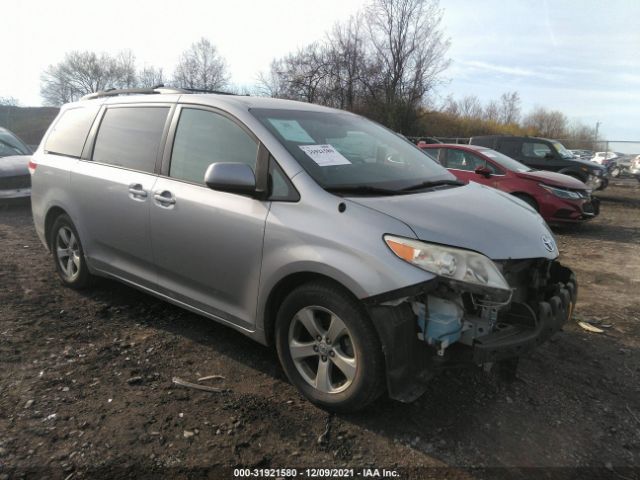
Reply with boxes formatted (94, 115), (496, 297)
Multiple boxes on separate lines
(364, 260), (578, 403)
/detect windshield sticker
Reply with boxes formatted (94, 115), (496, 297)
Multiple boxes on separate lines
(299, 144), (352, 167)
(267, 119), (315, 143)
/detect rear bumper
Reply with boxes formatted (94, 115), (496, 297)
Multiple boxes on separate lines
(0, 187), (31, 199)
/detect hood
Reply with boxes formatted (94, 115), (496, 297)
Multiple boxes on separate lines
(571, 157), (605, 171)
(349, 182), (558, 261)
(0, 155), (30, 177)
(516, 170), (587, 189)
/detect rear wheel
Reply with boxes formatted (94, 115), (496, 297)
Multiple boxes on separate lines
(50, 214), (94, 289)
(275, 281), (385, 412)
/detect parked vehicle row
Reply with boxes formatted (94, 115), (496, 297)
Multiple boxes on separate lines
(0, 127), (32, 199)
(30, 87), (577, 411)
(419, 144), (599, 225)
(468, 135), (608, 191)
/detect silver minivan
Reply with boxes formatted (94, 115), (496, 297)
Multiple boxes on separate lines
(30, 88), (577, 412)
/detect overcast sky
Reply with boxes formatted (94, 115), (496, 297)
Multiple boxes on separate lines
(2, 0), (638, 140)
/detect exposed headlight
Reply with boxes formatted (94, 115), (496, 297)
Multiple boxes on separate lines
(540, 184), (582, 199)
(384, 235), (510, 291)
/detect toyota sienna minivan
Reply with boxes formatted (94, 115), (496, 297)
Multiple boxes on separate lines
(30, 87), (577, 412)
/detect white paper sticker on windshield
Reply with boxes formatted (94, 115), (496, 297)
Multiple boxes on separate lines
(299, 144), (351, 167)
(267, 119), (315, 143)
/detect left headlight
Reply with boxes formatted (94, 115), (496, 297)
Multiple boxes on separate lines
(540, 183), (582, 199)
(384, 235), (510, 292)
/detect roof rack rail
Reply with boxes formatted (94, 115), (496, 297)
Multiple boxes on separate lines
(80, 84), (240, 101)
(179, 87), (238, 95)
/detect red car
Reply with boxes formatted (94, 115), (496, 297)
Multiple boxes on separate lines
(420, 144), (599, 224)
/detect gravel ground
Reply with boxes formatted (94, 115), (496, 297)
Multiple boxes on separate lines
(0, 182), (639, 479)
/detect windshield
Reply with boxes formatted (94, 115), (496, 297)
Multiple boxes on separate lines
(477, 147), (532, 172)
(553, 141), (574, 159)
(0, 131), (31, 157)
(251, 108), (454, 192)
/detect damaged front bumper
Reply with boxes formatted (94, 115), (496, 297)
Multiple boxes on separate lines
(364, 260), (577, 403)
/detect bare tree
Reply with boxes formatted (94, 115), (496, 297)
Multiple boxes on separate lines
(259, 0), (450, 133)
(483, 99), (500, 122)
(457, 95), (483, 119)
(365, 0), (450, 130)
(138, 66), (165, 88)
(324, 15), (367, 110)
(0, 97), (19, 106)
(498, 91), (521, 125)
(523, 106), (568, 138)
(40, 50), (137, 105)
(173, 38), (229, 91)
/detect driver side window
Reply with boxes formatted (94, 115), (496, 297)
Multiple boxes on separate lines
(445, 149), (485, 171)
(522, 142), (552, 159)
(170, 108), (258, 184)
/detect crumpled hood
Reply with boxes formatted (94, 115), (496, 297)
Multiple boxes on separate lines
(573, 157), (606, 171)
(349, 182), (558, 260)
(0, 155), (30, 177)
(516, 170), (587, 189)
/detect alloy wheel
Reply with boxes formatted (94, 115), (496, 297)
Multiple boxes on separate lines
(288, 306), (357, 394)
(55, 226), (81, 282)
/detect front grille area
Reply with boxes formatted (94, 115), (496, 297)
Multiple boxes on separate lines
(0, 175), (31, 190)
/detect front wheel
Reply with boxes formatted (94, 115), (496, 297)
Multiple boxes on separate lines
(50, 214), (94, 289)
(275, 282), (385, 412)
(512, 193), (539, 212)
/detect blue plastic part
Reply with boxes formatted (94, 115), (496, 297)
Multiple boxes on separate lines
(425, 296), (462, 347)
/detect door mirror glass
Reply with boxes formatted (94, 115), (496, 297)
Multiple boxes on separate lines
(204, 162), (256, 195)
(475, 165), (492, 177)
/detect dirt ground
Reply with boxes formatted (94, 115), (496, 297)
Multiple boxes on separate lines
(1, 181), (639, 479)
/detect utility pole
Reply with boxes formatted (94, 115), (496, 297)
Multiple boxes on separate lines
(594, 121), (601, 152)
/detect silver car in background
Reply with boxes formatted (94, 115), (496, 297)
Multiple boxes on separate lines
(30, 88), (577, 411)
(0, 127), (32, 199)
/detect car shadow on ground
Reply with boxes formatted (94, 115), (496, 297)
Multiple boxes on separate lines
(72, 276), (631, 468)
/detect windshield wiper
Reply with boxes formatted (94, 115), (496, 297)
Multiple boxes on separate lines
(324, 185), (401, 196)
(399, 179), (464, 192)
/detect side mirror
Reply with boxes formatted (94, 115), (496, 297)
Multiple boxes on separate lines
(204, 162), (256, 195)
(544, 152), (554, 159)
(475, 165), (492, 177)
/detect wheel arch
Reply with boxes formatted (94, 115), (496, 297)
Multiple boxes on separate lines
(511, 191), (539, 211)
(262, 272), (361, 347)
(44, 206), (69, 249)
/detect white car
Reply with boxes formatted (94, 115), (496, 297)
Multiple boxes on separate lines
(591, 151), (618, 165)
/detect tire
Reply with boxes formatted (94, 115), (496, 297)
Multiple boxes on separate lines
(275, 281), (385, 412)
(512, 193), (539, 212)
(50, 214), (94, 289)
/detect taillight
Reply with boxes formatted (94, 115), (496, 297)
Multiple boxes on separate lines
(28, 159), (37, 175)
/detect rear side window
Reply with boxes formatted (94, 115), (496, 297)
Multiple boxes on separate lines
(45, 106), (100, 157)
(522, 142), (552, 159)
(92, 107), (169, 173)
(499, 139), (521, 158)
(169, 108), (257, 184)
(444, 149), (485, 171)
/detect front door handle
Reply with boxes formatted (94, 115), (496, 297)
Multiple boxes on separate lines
(128, 183), (148, 199)
(153, 191), (176, 206)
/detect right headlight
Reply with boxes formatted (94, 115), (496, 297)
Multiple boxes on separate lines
(540, 184), (582, 199)
(384, 235), (510, 292)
